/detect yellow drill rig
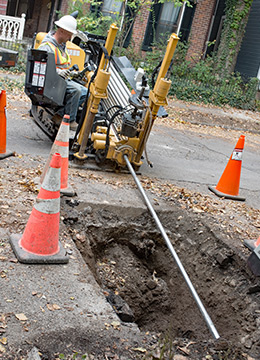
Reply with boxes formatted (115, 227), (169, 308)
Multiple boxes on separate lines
(25, 23), (179, 171)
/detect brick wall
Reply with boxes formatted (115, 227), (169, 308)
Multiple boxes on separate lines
(131, 4), (150, 53)
(0, 0), (7, 15)
(186, 0), (217, 62)
(60, 0), (69, 16)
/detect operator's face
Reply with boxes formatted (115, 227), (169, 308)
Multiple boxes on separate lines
(59, 28), (73, 43)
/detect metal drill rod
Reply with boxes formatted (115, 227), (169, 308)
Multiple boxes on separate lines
(124, 155), (220, 340)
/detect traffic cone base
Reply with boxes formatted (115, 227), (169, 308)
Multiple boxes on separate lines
(244, 239), (257, 252)
(208, 185), (245, 201)
(9, 233), (68, 264)
(0, 150), (15, 160)
(247, 245), (260, 276)
(243, 235), (260, 252)
(61, 183), (76, 197)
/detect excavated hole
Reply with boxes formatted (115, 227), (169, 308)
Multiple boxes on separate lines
(62, 199), (260, 357)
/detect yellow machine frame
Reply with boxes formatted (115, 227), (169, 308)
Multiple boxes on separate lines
(33, 26), (179, 170)
(77, 30), (179, 168)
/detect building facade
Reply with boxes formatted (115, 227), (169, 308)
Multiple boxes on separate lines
(3, 0), (69, 37)
(235, 0), (260, 81)
(2, 0), (259, 83)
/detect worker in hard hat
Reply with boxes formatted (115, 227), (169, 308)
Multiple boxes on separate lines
(39, 15), (87, 131)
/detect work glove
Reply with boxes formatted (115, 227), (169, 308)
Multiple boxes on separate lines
(56, 68), (71, 79)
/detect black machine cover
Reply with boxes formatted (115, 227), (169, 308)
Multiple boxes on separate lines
(25, 49), (66, 108)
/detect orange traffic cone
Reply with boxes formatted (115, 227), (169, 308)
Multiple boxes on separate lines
(244, 235), (260, 252)
(0, 90), (14, 159)
(9, 153), (69, 264)
(41, 114), (75, 197)
(208, 135), (245, 201)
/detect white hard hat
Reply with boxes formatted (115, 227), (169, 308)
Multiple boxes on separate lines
(54, 15), (77, 34)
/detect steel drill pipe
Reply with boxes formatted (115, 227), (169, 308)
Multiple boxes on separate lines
(124, 155), (220, 340)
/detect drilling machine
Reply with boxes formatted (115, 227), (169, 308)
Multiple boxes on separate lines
(25, 23), (179, 171)
(24, 26), (223, 338)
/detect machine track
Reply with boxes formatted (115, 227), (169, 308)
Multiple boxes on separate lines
(31, 105), (58, 141)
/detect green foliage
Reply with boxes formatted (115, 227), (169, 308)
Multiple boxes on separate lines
(216, 0), (253, 75)
(169, 70), (258, 110)
(67, 0), (90, 17)
(68, 0), (114, 35)
(77, 13), (114, 35)
(158, 0), (192, 6)
(68, 0), (259, 110)
(140, 39), (259, 110)
(169, 74), (259, 110)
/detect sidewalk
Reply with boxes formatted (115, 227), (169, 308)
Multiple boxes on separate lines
(0, 160), (150, 359)
(167, 98), (260, 133)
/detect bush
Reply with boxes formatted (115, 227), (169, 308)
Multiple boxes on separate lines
(77, 13), (114, 35)
(139, 40), (259, 110)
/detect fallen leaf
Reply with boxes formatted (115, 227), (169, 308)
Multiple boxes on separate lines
(0, 338), (7, 345)
(15, 313), (28, 321)
(64, 307), (74, 311)
(132, 347), (146, 353)
(0, 343), (6, 353)
(111, 321), (120, 330)
(46, 303), (61, 311)
(9, 258), (18, 263)
(177, 345), (190, 355)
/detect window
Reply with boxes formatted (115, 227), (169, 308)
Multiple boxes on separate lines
(6, 0), (29, 17)
(102, 0), (122, 18)
(142, 1), (196, 51)
(156, 2), (180, 41)
(142, 1), (181, 51)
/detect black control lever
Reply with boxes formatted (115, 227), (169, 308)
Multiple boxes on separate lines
(69, 64), (79, 71)
(138, 75), (148, 102)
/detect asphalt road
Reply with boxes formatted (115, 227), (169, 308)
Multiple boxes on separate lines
(6, 98), (260, 210)
(143, 124), (260, 209)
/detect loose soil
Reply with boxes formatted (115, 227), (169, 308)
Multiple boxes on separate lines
(62, 193), (260, 360)
(1, 92), (260, 359)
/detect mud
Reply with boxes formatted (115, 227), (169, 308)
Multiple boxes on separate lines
(62, 198), (260, 359)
